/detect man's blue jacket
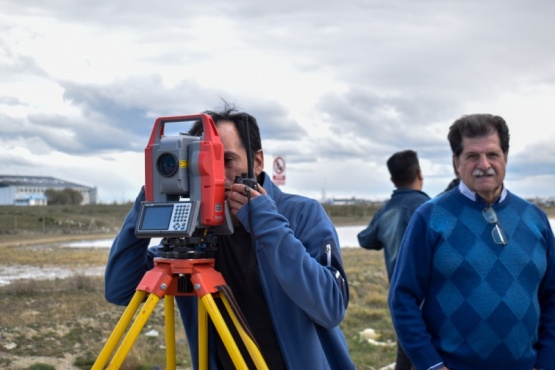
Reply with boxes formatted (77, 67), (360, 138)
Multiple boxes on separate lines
(104, 172), (355, 369)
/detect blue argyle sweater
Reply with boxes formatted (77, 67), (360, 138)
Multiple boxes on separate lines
(389, 187), (555, 370)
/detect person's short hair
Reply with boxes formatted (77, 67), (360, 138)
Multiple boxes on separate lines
(447, 114), (510, 157)
(387, 150), (420, 188)
(189, 101), (262, 163)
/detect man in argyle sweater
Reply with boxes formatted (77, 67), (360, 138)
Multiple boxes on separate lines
(389, 114), (555, 370)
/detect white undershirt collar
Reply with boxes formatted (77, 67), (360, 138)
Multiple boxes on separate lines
(458, 181), (507, 204)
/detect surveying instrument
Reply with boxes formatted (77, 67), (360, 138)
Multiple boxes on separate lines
(93, 114), (268, 369)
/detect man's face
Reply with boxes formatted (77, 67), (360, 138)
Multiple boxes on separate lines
(216, 120), (264, 192)
(454, 132), (507, 204)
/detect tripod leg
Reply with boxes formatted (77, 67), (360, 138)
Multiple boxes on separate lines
(92, 291), (146, 370)
(108, 293), (160, 369)
(220, 294), (269, 370)
(198, 297), (209, 370)
(200, 294), (249, 369)
(164, 295), (176, 370)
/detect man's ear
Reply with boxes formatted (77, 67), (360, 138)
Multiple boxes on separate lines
(453, 155), (460, 175)
(254, 150), (264, 176)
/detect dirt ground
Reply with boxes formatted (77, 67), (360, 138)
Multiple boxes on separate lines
(0, 354), (80, 370)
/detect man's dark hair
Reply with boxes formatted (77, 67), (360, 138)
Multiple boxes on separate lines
(448, 114), (510, 157)
(387, 150), (420, 188)
(189, 101), (262, 164)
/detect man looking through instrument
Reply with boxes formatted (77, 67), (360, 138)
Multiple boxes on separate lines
(104, 103), (355, 369)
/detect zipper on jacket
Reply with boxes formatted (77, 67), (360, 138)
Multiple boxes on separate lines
(325, 243), (331, 267)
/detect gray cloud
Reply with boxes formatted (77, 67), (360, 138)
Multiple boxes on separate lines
(0, 96), (22, 105)
(316, 88), (452, 156)
(509, 141), (555, 176)
(0, 41), (48, 82)
(2, 0), (555, 202)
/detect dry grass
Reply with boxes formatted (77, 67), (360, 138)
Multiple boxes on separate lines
(0, 235), (394, 370)
(1, 243), (111, 266)
(2, 202), (553, 369)
(341, 248), (397, 369)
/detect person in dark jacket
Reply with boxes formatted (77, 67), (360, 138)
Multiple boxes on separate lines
(104, 103), (355, 370)
(358, 149), (430, 370)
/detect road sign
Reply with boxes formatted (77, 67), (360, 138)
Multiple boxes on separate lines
(273, 156), (286, 185)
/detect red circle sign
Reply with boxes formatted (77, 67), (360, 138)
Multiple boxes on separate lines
(273, 156), (285, 174)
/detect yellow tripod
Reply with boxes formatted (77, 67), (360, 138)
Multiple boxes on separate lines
(92, 257), (268, 369)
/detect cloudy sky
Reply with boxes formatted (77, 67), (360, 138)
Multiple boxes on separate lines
(2, 1), (555, 204)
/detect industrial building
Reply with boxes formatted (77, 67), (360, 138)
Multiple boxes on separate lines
(0, 175), (97, 205)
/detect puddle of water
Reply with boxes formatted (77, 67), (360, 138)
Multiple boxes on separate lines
(0, 227), (362, 286)
(0, 265), (105, 286)
(62, 238), (162, 248)
(0, 238), (162, 286)
(2, 221), (554, 286)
